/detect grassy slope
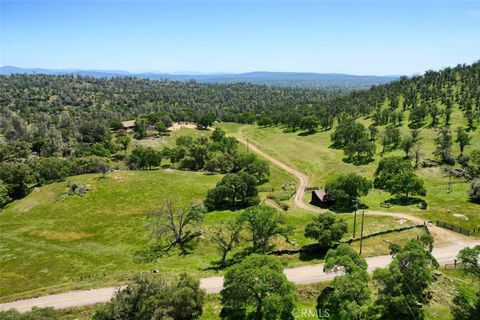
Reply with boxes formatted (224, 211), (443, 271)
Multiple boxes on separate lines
(0, 170), (221, 299)
(0, 172), (415, 300)
(220, 113), (480, 230)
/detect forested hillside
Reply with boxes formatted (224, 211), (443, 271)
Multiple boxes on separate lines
(0, 61), (479, 206)
(0, 66), (399, 89)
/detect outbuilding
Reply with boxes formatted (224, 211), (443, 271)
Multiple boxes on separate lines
(121, 120), (136, 131)
(310, 189), (334, 207)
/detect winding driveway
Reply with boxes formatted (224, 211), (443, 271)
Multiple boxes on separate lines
(236, 132), (472, 244)
(236, 135), (313, 212)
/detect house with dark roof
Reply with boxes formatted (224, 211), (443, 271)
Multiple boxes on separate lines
(310, 189), (335, 207)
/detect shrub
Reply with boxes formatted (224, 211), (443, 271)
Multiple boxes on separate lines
(469, 179), (480, 203)
(71, 156), (111, 175)
(67, 181), (89, 196)
(93, 274), (205, 320)
(35, 157), (72, 185)
(0, 307), (58, 320)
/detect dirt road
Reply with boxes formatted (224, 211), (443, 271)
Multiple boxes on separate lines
(235, 133), (472, 244)
(235, 135), (316, 212)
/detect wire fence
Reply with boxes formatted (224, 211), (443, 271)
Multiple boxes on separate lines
(435, 221), (480, 236)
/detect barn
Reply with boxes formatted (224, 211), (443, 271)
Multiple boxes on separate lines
(310, 189), (334, 207)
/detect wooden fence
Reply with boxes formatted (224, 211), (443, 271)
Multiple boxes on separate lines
(444, 262), (466, 270)
(435, 221), (480, 236)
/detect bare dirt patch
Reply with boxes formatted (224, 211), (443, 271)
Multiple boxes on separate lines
(27, 230), (94, 242)
(168, 122), (202, 131)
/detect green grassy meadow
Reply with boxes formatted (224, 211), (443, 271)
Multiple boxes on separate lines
(0, 168), (416, 301)
(0, 170), (221, 300)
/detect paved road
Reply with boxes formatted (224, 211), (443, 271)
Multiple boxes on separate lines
(1, 241), (477, 312)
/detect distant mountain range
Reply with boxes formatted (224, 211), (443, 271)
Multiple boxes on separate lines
(0, 66), (399, 89)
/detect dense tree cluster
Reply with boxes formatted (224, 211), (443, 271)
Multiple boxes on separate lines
(220, 254), (296, 320)
(374, 157), (426, 201)
(360, 62), (480, 130)
(163, 129), (269, 180)
(324, 173), (372, 209)
(331, 118), (375, 164)
(0, 74), (337, 145)
(1, 61), (478, 207)
(0, 155), (110, 206)
(93, 274), (205, 320)
(204, 172), (260, 211)
(317, 236), (438, 320)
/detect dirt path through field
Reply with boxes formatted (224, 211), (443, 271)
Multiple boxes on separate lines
(235, 133), (317, 212)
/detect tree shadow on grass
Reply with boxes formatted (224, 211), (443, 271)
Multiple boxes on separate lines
(134, 244), (172, 264)
(282, 127), (298, 134)
(134, 234), (200, 264)
(203, 248), (254, 271)
(328, 203), (369, 214)
(342, 157), (375, 166)
(384, 197), (423, 206)
(298, 131), (317, 136)
(298, 243), (330, 262)
(328, 142), (344, 150)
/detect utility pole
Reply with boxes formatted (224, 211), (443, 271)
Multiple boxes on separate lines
(353, 198), (358, 238)
(359, 210), (365, 255)
(448, 170), (452, 194)
(246, 136), (249, 154)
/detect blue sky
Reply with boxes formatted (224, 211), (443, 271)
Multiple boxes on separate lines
(1, 1), (479, 75)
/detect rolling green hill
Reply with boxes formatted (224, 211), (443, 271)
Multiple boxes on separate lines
(0, 164), (418, 301)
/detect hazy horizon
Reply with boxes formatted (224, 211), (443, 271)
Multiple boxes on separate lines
(1, 1), (479, 75)
(0, 65), (407, 77)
